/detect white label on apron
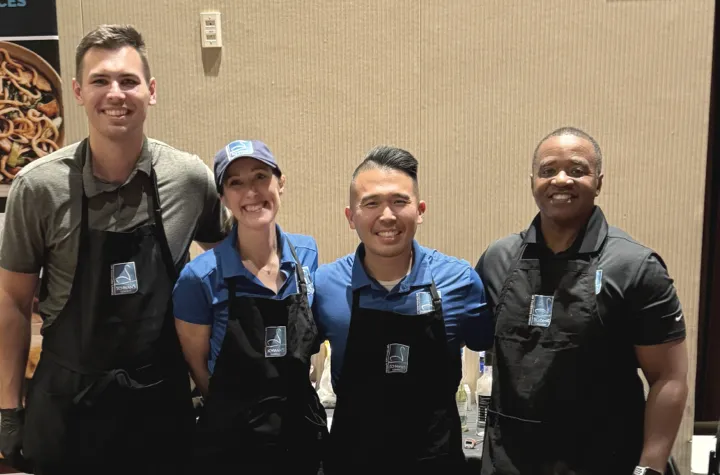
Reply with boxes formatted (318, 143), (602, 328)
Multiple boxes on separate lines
(111, 262), (138, 296)
(528, 295), (553, 327)
(265, 326), (287, 357)
(386, 343), (410, 374)
(595, 269), (603, 295)
(302, 266), (315, 295)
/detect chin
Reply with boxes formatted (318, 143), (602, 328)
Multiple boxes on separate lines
(239, 215), (275, 230)
(366, 243), (408, 259)
(541, 208), (588, 224)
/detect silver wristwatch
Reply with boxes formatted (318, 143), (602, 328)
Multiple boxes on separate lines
(634, 467), (663, 475)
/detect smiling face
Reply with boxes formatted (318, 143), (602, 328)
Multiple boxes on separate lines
(531, 134), (603, 225)
(220, 157), (285, 231)
(72, 46), (156, 142)
(345, 167), (426, 260)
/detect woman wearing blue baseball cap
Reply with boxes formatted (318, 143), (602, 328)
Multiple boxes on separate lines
(172, 139), (327, 473)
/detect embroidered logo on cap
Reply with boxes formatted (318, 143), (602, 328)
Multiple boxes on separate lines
(227, 140), (254, 160)
(265, 326), (287, 357)
(595, 269), (603, 295)
(386, 343), (410, 374)
(302, 266), (314, 295)
(416, 290), (441, 314)
(111, 262), (138, 296)
(528, 295), (553, 327)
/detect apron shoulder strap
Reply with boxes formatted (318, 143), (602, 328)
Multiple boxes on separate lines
(284, 234), (308, 296)
(428, 278), (442, 314)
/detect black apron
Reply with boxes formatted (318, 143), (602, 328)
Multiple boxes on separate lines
(193, 240), (327, 474)
(326, 280), (466, 473)
(481, 241), (646, 475)
(22, 140), (195, 475)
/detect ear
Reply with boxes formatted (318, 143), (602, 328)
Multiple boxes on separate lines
(529, 173), (535, 192)
(595, 174), (604, 196)
(417, 200), (427, 225)
(148, 77), (157, 106)
(344, 206), (356, 230)
(277, 174), (286, 195)
(72, 78), (83, 105)
(220, 193), (228, 209)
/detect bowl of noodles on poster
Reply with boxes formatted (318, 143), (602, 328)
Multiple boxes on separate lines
(0, 40), (63, 185)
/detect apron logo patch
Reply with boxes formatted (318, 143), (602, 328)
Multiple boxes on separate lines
(528, 295), (553, 328)
(595, 269), (603, 295)
(302, 266), (314, 294)
(265, 326), (287, 357)
(386, 343), (410, 374)
(416, 290), (440, 314)
(111, 262), (138, 296)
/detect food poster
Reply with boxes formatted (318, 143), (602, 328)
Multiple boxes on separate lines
(0, 0), (62, 213)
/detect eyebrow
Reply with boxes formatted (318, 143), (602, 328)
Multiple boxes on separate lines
(226, 166), (271, 179)
(539, 157), (589, 167)
(360, 193), (411, 204)
(87, 72), (141, 81)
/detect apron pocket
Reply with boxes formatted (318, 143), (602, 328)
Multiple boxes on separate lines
(496, 333), (584, 421)
(22, 388), (75, 467)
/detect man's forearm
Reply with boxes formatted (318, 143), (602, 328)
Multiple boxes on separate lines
(0, 304), (31, 408)
(639, 377), (688, 470)
(188, 362), (210, 397)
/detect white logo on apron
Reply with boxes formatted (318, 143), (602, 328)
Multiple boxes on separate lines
(385, 343), (410, 374)
(111, 262), (138, 296)
(265, 326), (287, 357)
(528, 295), (553, 327)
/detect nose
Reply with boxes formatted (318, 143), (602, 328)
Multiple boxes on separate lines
(106, 81), (125, 101)
(552, 170), (573, 186)
(379, 205), (396, 222)
(246, 184), (259, 197)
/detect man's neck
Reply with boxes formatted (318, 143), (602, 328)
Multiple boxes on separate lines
(362, 246), (413, 282)
(88, 130), (144, 184)
(236, 224), (279, 268)
(539, 213), (590, 254)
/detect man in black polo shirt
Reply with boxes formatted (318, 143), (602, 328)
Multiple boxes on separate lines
(475, 127), (688, 475)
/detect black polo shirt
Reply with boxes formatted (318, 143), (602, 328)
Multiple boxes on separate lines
(476, 206), (686, 347)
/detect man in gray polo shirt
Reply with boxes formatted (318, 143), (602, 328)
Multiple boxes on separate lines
(0, 25), (225, 475)
(475, 127), (688, 475)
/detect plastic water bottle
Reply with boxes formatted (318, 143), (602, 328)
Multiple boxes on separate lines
(456, 384), (469, 432)
(475, 357), (492, 439)
(456, 348), (469, 432)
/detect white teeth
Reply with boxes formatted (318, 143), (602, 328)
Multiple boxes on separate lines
(378, 231), (399, 237)
(104, 109), (127, 117)
(243, 203), (264, 212)
(552, 194), (572, 200)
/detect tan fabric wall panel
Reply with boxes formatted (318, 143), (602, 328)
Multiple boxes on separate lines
(56, 1), (715, 470)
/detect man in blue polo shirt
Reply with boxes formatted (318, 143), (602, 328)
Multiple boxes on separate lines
(314, 145), (493, 472)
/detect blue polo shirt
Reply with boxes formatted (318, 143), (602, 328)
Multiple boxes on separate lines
(173, 224), (318, 374)
(313, 240), (493, 389)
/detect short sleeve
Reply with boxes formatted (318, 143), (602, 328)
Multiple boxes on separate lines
(193, 161), (228, 244)
(173, 264), (214, 325)
(0, 176), (44, 273)
(628, 253), (686, 346)
(458, 268), (494, 351)
(474, 251), (494, 310)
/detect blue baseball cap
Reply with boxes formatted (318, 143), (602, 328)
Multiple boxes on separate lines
(213, 139), (281, 192)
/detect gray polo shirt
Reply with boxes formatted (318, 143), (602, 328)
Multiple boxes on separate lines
(0, 137), (226, 326)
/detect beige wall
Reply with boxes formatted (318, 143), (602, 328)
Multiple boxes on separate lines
(57, 1), (715, 470)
